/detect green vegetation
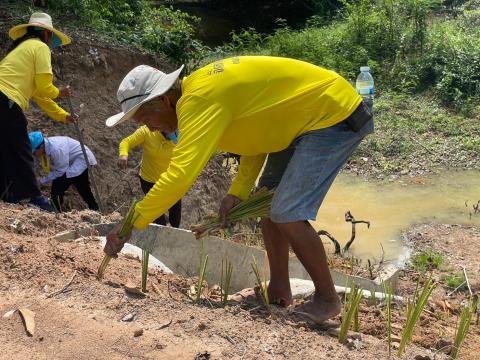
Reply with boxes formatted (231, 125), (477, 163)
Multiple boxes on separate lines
(450, 296), (479, 359)
(38, 0), (206, 67)
(14, 0), (476, 174)
(141, 248), (150, 292)
(441, 271), (467, 291)
(195, 250), (209, 302)
(220, 258), (233, 306)
(398, 277), (436, 356)
(338, 283), (363, 342)
(219, 0), (480, 114)
(411, 250), (444, 273)
(251, 255), (271, 314)
(383, 283), (393, 357)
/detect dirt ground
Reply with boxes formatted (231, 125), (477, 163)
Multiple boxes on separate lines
(1, 203), (479, 360)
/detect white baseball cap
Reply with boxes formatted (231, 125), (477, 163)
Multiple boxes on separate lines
(106, 64), (184, 127)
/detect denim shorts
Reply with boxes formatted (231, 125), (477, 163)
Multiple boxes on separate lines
(258, 108), (374, 223)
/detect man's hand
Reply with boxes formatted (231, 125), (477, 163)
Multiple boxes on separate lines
(219, 194), (242, 228)
(58, 85), (72, 98)
(104, 222), (131, 256)
(65, 113), (79, 124)
(118, 156), (128, 169)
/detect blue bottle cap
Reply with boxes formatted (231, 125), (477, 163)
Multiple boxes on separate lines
(360, 66), (370, 72)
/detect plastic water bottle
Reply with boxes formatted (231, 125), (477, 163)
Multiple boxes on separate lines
(356, 66), (374, 112)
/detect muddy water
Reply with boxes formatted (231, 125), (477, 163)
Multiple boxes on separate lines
(310, 170), (480, 264)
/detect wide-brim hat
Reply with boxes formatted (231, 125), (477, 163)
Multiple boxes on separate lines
(9, 12), (71, 47)
(106, 64), (184, 127)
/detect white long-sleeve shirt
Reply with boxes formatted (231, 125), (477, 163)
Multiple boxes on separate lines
(40, 136), (97, 185)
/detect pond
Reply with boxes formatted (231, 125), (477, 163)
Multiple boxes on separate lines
(311, 170), (480, 265)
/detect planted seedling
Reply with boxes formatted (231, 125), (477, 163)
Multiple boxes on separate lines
(338, 283), (363, 343)
(195, 245), (209, 302)
(382, 282), (393, 357)
(220, 258), (233, 306)
(397, 277), (435, 355)
(141, 248), (150, 292)
(450, 296), (479, 359)
(251, 255), (270, 314)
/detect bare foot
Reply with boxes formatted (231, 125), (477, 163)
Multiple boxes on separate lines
(293, 294), (341, 324)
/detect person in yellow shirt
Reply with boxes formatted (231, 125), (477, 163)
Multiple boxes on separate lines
(118, 126), (182, 227)
(104, 57), (374, 324)
(0, 12), (76, 209)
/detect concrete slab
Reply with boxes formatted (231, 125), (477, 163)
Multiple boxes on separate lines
(54, 223), (400, 294)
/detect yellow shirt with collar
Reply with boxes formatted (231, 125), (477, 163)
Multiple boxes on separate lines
(0, 38), (68, 122)
(133, 56), (362, 229)
(119, 126), (175, 183)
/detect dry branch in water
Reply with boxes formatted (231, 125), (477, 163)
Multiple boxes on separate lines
(317, 211), (370, 255)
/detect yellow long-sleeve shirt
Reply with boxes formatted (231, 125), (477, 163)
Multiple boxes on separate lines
(133, 56), (362, 229)
(0, 38), (68, 122)
(119, 126), (175, 183)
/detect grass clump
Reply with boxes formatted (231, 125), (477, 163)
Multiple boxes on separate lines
(411, 250), (444, 273)
(441, 272), (467, 291)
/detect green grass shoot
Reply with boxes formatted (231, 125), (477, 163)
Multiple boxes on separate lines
(338, 283), (363, 342)
(370, 288), (377, 307)
(383, 282), (393, 357)
(397, 277), (436, 355)
(141, 248), (150, 292)
(450, 296), (479, 359)
(251, 255), (271, 314)
(195, 251), (209, 302)
(220, 258), (233, 306)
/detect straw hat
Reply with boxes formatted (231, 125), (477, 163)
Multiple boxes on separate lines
(9, 12), (71, 47)
(106, 64), (184, 127)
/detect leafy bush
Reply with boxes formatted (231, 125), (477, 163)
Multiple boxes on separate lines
(219, 0), (479, 111)
(46, 0), (206, 67)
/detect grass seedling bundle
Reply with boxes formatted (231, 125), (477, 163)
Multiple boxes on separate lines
(97, 200), (138, 280)
(192, 188), (273, 237)
(397, 277), (435, 355)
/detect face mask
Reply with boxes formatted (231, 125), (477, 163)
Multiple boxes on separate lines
(50, 34), (61, 50)
(34, 27), (61, 50)
(166, 130), (179, 144)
